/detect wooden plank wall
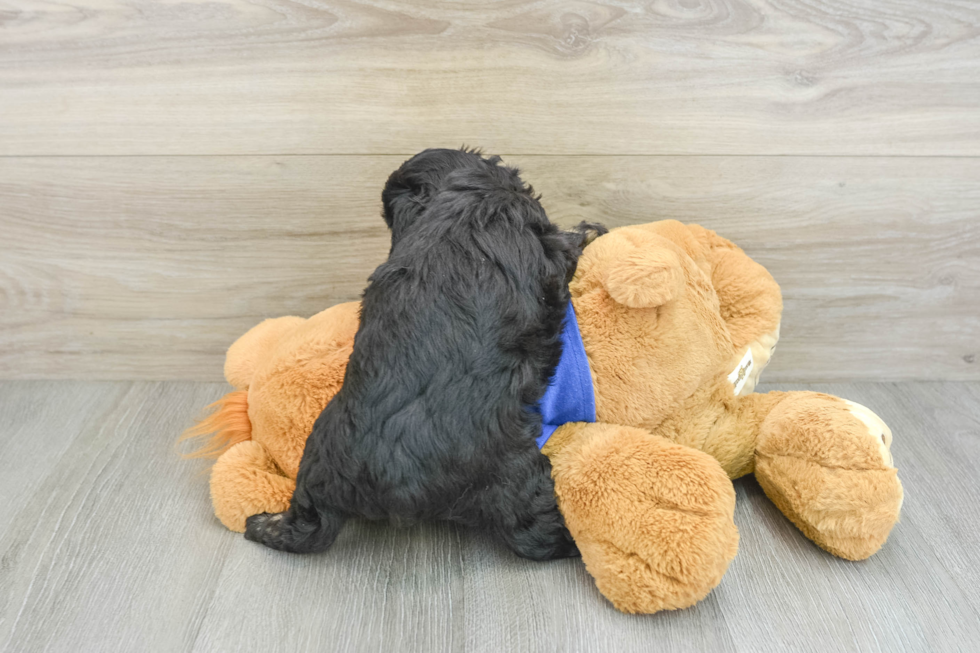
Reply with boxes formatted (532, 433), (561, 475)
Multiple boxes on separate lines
(1, 0), (978, 381)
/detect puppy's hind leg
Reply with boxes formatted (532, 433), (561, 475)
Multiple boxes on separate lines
(244, 486), (346, 554)
(489, 461), (579, 562)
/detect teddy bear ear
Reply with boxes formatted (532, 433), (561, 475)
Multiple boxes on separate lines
(600, 247), (684, 309)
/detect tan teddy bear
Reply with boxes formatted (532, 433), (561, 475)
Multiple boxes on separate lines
(183, 220), (903, 614)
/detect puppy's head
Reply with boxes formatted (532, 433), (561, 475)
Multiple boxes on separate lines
(382, 148), (530, 243)
(382, 147), (607, 284)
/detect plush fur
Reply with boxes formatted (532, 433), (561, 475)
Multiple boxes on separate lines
(242, 149), (596, 559)
(184, 219), (902, 614)
(544, 220), (902, 611)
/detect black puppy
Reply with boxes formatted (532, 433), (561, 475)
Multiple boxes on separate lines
(245, 149), (601, 560)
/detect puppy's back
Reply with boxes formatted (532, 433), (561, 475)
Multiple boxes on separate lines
(328, 165), (581, 519)
(244, 150), (592, 558)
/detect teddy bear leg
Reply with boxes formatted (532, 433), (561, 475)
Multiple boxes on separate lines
(753, 392), (903, 560)
(210, 440), (296, 533)
(544, 423), (739, 614)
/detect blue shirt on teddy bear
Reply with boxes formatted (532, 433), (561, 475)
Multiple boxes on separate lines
(531, 302), (597, 449)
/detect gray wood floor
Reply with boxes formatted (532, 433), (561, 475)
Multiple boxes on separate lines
(4, 0), (980, 384)
(1, 381), (978, 653)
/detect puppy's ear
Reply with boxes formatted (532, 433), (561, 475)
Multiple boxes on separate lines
(383, 148), (484, 241)
(570, 221), (608, 247)
(381, 166), (426, 237)
(538, 222), (606, 285)
(600, 235), (684, 309)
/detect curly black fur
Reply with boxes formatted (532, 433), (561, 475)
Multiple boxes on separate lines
(245, 148), (605, 560)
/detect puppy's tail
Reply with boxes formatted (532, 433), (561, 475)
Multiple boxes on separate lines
(571, 221), (608, 248)
(244, 504), (347, 554)
(178, 389), (252, 459)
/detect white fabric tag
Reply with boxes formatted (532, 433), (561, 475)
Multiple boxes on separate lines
(728, 348), (754, 396)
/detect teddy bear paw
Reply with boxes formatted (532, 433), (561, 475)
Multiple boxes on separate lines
(755, 393), (903, 561)
(549, 424), (739, 614)
(211, 441), (296, 532)
(843, 399), (896, 469)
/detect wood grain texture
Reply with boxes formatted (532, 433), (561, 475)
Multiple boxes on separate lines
(1, 381), (978, 652)
(0, 381), (127, 524)
(0, 381), (234, 652)
(1, 0), (979, 155)
(2, 155), (977, 381)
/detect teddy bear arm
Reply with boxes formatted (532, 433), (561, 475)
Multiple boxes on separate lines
(544, 422), (738, 613)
